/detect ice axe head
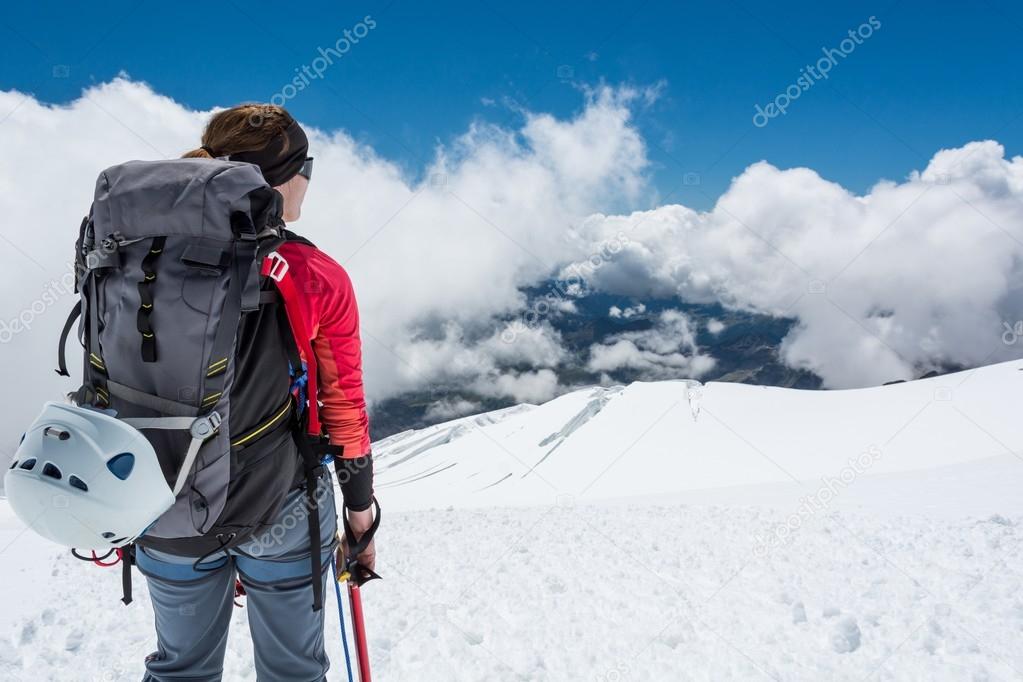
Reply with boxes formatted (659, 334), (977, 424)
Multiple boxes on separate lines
(337, 561), (382, 587)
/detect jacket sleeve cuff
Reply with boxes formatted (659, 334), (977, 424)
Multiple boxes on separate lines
(334, 454), (374, 511)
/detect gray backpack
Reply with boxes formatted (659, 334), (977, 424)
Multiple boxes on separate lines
(58, 158), (336, 609)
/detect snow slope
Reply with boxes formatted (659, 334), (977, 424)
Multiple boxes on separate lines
(1, 362), (1022, 680)
(374, 360), (1023, 510)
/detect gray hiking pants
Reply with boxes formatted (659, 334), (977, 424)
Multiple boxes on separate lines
(136, 474), (338, 682)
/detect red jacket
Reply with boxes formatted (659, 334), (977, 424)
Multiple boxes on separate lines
(275, 241), (372, 457)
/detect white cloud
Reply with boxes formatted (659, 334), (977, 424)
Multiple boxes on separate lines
(382, 320), (567, 405)
(586, 309), (716, 379)
(553, 299), (578, 314)
(481, 323), (567, 368)
(569, 141), (1023, 387)
(424, 397), (483, 423)
(0, 78), (650, 439)
(474, 368), (560, 404)
(609, 303), (646, 319)
(706, 318), (726, 335)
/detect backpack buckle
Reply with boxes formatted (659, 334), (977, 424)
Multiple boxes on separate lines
(190, 411), (222, 440)
(264, 251), (289, 283)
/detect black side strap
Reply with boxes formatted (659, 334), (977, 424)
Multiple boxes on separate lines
(73, 214), (91, 294)
(295, 433), (325, 611)
(55, 301), (82, 377)
(137, 237), (166, 363)
(121, 543), (135, 605)
(84, 271), (109, 407)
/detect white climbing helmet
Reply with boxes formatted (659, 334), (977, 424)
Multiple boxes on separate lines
(4, 401), (175, 550)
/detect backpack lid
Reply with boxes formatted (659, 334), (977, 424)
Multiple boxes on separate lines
(91, 158), (280, 244)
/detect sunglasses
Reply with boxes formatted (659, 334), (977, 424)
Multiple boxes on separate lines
(298, 157), (314, 181)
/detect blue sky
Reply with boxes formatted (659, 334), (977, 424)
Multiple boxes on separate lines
(2, 0), (1023, 208)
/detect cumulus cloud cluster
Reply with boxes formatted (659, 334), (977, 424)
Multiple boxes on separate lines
(587, 309), (716, 380)
(387, 320), (566, 404)
(0, 78), (652, 437)
(566, 142), (1023, 387)
(0, 76), (1020, 449)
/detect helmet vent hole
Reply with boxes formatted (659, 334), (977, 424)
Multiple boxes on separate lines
(111, 537), (127, 545)
(68, 475), (89, 492)
(19, 458), (36, 471)
(42, 463), (62, 480)
(8, 460), (16, 470)
(101, 532), (116, 539)
(106, 453), (136, 481)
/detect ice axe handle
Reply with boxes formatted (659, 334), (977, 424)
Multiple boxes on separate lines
(341, 497), (381, 586)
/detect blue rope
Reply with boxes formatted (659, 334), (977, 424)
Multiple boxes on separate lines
(332, 558), (355, 682)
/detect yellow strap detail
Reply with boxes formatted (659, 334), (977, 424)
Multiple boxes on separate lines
(230, 401), (292, 448)
(206, 358), (228, 375)
(201, 392), (222, 405)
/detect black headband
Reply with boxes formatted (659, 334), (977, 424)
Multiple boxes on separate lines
(229, 119), (309, 187)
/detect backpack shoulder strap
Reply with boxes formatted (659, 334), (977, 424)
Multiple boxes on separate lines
(263, 239), (339, 611)
(263, 245), (321, 437)
(282, 228), (316, 248)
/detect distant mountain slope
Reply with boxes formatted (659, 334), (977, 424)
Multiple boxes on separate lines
(375, 360), (1023, 511)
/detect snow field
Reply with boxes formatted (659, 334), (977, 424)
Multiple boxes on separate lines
(1, 495), (1021, 679)
(2, 361), (1022, 680)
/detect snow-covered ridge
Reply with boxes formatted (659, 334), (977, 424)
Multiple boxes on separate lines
(375, 360), (1023, 511)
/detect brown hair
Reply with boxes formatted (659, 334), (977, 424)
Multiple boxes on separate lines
(182, 104), (296, 159)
